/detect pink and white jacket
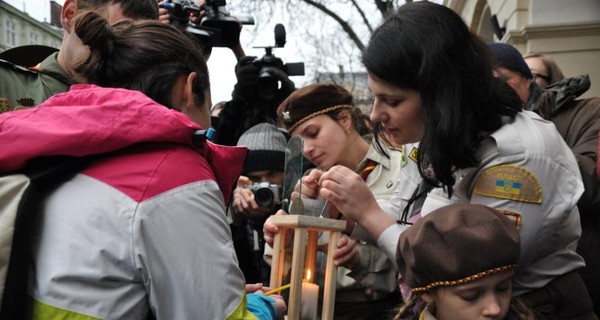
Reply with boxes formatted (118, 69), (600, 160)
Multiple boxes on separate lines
(0, 85), (276, 319)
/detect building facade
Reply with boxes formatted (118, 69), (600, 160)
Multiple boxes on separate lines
(0, 0), (63, 52)
(445, 0), (600, 97)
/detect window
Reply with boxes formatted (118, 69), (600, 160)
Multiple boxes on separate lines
(5, 19), (16, 47)
(29, 30), (40, 45)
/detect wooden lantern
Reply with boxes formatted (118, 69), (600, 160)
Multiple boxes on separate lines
(269, 214), (347, 320)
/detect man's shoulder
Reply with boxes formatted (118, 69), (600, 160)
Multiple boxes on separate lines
(0, 59), (43, 112)
(0, 55), (71, 112)
(557, 96), (600, 120)
(0, 59), (38, 76)
(576, 96), (600, 108)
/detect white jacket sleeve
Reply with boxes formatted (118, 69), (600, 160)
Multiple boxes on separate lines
(133, 180), (250, 319)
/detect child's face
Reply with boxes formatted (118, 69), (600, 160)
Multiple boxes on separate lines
(422, 270), (513, 320)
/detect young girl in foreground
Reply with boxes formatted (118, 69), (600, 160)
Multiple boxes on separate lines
(393, 204), (534, 320)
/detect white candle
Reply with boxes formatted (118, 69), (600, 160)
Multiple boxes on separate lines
(300, 282), (319, 320)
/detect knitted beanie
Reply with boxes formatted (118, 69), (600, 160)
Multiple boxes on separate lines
(236, 123), (287, 173)
(397, 204), (520, 293)
(488, 43), (533, 79)
(278, 83), (353, 133)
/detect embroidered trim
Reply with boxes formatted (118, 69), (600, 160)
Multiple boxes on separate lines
(496, 209), (522, 230)
(287, 104), (352, 133)
(411, 264), (517, 293)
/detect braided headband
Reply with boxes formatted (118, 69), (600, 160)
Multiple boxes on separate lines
(286, 104), (352, 133)
(411, 264), (516, 293)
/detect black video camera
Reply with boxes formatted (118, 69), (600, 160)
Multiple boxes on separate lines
(161, 0), (253, 57)
(252, 24), (305, 99)
(201, 0), (252, 49)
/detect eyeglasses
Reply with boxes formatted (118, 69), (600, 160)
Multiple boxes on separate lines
(532, 73), (551, 83)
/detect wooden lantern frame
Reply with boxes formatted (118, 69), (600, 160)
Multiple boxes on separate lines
(269, 214), (347, 320)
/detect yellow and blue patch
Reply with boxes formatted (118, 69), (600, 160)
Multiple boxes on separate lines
(473, 165), (542, 204)
(495, 180), (522, 195)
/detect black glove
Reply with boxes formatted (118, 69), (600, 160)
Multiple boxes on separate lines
(231, 56), (258, 101)
(257, 66), (296, 101)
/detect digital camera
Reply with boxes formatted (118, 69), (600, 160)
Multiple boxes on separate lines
(246, 182), (282, 208)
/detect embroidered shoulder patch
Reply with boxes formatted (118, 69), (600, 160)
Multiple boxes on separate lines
(0, 98), (11, 113)
(408, 147), (419, 163)
(473, 165), (542, 204)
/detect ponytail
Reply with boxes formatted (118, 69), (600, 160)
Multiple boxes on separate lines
(73, 11), (124, 84)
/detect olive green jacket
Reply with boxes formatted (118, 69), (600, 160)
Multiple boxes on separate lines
(0, 52), (73, 113)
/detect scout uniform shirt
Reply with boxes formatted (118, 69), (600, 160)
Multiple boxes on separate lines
(0, 52), (73, 113)
(376, 111), (585, 297)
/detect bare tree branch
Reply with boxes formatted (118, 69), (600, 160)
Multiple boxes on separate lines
(300, 0), (365, 51)
(351, 0), (374, 34)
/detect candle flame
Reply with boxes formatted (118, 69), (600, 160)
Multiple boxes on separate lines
(305, 268), (312, 281)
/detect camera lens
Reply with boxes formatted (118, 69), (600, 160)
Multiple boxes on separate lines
(254, 188), (274, 208)
(257, 70), (278, 100)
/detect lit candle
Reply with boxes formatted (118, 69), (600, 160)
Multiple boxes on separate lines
(300, 269), (319, 320)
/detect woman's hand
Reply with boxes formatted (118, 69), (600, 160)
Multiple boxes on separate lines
(319, 165), (379, 224)
(263, 210), (288, 247)
(270, 295), (287, 320)
(245, 283), (263, 293)
(247, 283), (286, 319)
(333, 235), (360, 269)
(290, 169), (324, 200)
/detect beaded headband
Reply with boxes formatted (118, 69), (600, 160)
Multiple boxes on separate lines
(285, 104), (352, 133)
(411, 264), (517, 293)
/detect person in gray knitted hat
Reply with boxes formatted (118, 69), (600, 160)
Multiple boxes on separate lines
(231, 122), (288, 284)
(237, 122), (287, 174)
(393, 204), (533, 320)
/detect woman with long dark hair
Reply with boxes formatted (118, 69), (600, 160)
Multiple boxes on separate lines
(268, 2), (595, 319)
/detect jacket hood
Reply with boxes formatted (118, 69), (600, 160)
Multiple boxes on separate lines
(530, 74), (591, 118)
(0, 84), (247, 204)
(545, 74), (591, 112)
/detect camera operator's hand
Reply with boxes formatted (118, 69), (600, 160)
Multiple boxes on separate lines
(158, 1), (170, 24)
(232, 56), (259, 101)
(188, 0), (207, 24)
(233, 176), (271, 220)
(260, 66), (296, 102)
(158, 0), (206, 24)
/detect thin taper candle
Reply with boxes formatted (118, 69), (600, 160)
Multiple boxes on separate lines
(264, 283), (291, 296)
